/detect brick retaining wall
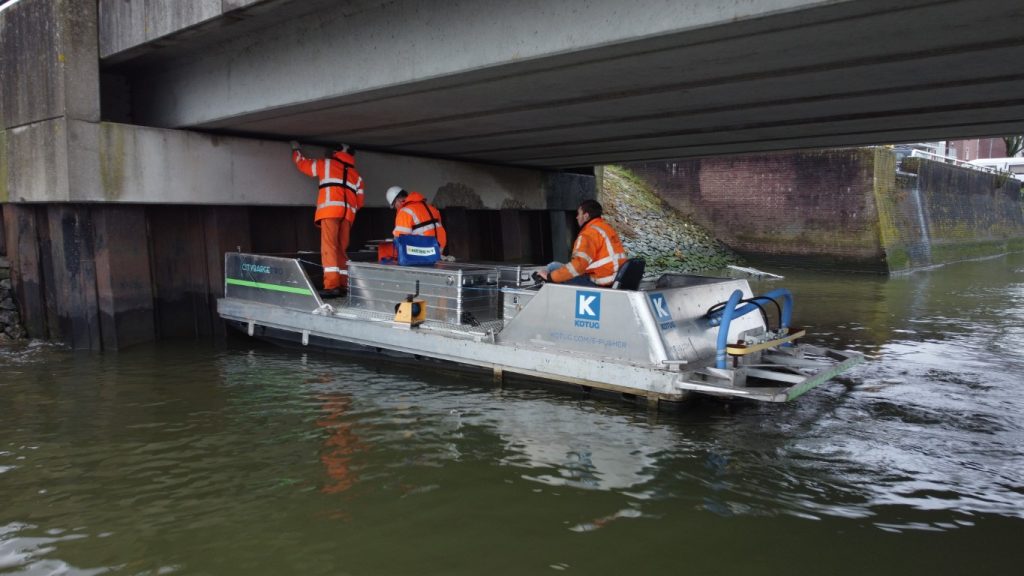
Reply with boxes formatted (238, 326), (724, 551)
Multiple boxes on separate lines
(625, 148), (1024, 273)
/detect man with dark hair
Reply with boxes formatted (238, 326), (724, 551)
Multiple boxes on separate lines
(290, 142), (364, 297)
(537, 199), (627, 286)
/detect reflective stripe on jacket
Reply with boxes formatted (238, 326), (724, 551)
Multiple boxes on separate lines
(292, 150), (365, 223)
(393, 192), (447, 250)
(551, 217), (627, 286)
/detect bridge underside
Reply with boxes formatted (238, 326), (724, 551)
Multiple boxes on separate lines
(98, 0), (1024, 169)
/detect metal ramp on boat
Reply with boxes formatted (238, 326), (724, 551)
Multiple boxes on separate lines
(218, 253), (863, 406)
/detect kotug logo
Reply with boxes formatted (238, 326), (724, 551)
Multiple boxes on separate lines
(649, 292), (676, 330)
(574, 291), (601, 329)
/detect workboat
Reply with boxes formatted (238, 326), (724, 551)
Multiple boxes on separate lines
(217, 252), (863, 407)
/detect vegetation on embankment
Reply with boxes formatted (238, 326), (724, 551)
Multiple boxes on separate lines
(598, 165), (742, 276)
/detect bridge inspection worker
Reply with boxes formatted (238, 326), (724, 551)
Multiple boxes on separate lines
(379, 186), (448, 263)
(537, 199), (627, 287)
(290, 141), (364, 297)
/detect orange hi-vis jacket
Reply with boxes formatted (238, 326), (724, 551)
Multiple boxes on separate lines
(393, 192), (447, 250)
(551, 217), (627, 286)
(292, 149), (364, 223)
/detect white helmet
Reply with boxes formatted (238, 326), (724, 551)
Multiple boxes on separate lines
(385, 186), (405, 208)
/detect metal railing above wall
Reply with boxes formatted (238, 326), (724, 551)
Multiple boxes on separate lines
(904, 149), (1024, 183)
(907, 149), (1000, 174)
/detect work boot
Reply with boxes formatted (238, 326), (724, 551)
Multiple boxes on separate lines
(318, 287), (346, 299)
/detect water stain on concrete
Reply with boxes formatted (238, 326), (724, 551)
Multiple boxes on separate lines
(433, 182), (483, 209)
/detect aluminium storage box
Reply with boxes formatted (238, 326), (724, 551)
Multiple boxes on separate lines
(501, 287), (538, 325)
(493, 264), (544, 288)
(348, 262), (501, 325)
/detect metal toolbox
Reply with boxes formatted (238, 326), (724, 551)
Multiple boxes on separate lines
(500, 287), (538, 324)
(464, 262), (543, 288)
(348, 261), (501, 325)
(494, 264), (544, 288)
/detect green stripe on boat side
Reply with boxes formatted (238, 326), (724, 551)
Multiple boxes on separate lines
(226, 278), (313, 295)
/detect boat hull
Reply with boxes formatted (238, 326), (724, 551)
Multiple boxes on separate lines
(218, 253), (863, 406)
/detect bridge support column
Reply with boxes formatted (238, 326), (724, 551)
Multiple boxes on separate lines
(94, 206), (156, 349)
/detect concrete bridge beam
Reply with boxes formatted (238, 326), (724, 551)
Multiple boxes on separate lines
(3, 119), (588, 208)
(90, 0), (1024, 167)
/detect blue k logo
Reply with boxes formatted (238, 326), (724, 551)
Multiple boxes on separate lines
(650, 292), (675, 330)
(575, 291), (601, 320)
(649, 293), (671, 319)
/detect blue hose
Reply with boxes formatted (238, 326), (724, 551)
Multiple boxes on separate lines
(715, 290), (744, 369)
(712, 288), (794, 369)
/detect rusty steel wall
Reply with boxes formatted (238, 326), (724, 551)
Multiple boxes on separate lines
(1, 202), (556, 348)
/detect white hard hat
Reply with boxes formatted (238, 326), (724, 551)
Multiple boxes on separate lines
(386, 186), (405, 208)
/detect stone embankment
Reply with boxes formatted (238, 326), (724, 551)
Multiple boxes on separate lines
(599, 165), (741, 276)
(0, 257), (26, 342)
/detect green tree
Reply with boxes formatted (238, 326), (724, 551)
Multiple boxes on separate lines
(1003, 135), (1024, 157)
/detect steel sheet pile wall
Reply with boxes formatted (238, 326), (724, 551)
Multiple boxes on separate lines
(0, 202), (559, 348)
(0, 203), (263, 349)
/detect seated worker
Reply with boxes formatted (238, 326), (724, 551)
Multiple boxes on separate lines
(537, 199), (627, 287)
(384, 186), (448, 253)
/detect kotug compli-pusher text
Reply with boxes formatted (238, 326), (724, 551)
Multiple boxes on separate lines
(218, 253), (863, 407)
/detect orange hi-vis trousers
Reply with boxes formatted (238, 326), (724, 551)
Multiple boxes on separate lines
(320, 217), (351, 290)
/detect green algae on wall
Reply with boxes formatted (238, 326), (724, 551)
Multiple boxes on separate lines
(871, 147), (908, 272)
(98, 122), (125, 200)
(928, 239), (1021, 264)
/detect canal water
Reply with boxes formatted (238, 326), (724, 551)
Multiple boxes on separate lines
(2, 253), (1022, 575)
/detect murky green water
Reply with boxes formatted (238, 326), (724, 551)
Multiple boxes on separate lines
(2, 253), (1023, 575)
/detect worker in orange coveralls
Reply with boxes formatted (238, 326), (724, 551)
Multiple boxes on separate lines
(290, 141), (364, 297)
(377, 186), (448, 263)
(536, 199), (627, 287)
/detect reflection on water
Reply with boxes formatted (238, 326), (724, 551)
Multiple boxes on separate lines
(1, 253), (1023, 574)
(316, 393), (362, 495)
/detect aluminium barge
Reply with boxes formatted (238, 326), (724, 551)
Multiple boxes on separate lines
(217, 252), (862, 407)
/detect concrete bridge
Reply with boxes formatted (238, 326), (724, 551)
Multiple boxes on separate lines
(5, 0), (1023, 200)
(1, 0), (1023, 348)
(101, 0), (1024, 167)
